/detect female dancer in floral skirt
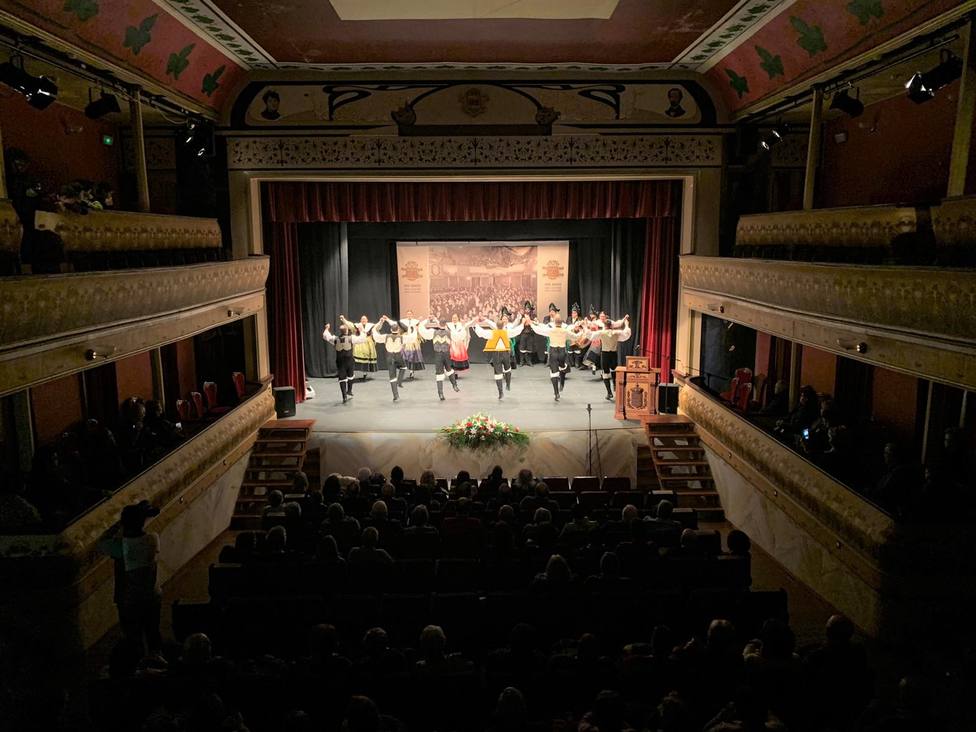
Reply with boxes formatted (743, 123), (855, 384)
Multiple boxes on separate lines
(446, 313), (473, 373)
(341, 315), (378, 380)
(399, 310), (425, 378)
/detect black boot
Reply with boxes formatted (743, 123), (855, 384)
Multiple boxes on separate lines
(504, 371), (512, 391)
(496, 379), (504, 400)
(340, 381), (348, 403)
(551, 376), (560, 401)
(604, 376), (614, 401)
(391, 381), (400, 401)
(450, 373), (460, 392)
(397, 368), (406, 386)
(346, 378), (354, 397)
(437, 381), (445, 401)
(560, 368), (566, 392)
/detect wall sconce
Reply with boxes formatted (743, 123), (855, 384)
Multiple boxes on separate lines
(836, 339), (868, 354)
(84, 346), (116, 361)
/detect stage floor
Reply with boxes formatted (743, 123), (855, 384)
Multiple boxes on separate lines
(297, 365), (629, 433)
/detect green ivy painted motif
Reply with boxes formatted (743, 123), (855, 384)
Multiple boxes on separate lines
(847, 0), (884, 25)
(756, 46), (784, 79)
(201, 65), (225, 96)
(167, 44), (195, 80)
(123, 14), (158, 56)
(790, 16), (827, 56)
(63, 0), (98, 21)
(726, 69), (750, 98)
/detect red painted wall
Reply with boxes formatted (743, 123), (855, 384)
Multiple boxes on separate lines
(755, 332), (772, 376)
(0, 94), (120, 193)
(115, 351), (155, 406)
(820, 80), (976, 207)
(31, 373), (84, 445)
(871, 367), (919, 446)
(800, 345), (836, 396)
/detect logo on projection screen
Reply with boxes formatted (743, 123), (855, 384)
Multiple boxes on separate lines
(400, 261), (424, 281)
(543, 259), (565, 280)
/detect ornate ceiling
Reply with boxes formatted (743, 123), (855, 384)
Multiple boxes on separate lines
(0, 0), (966, 115)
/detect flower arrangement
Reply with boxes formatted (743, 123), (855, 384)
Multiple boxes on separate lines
(441, 412), (529, 450)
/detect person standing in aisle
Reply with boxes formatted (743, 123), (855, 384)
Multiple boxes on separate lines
(323, 319), (368, 403)
(418, 317), (461, 401)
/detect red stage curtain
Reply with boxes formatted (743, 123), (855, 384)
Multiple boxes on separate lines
(264, 180), (678, 223)
(266, 223), (306, 401)
(263, 180), (682, 397)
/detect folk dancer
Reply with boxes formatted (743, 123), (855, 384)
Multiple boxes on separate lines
(340, 315), (378, 379)
(446, 314), (473, 372)
(473, 314), (524, 400)
(399, 311), (425, 377)
(592, 315), (632, 401)
(567, 303), (585, 369)
(373, 316), (410, 401)
(322, 320), (368, 403)
(418, 317), (461, 401)
(530, 313), (581, 401)
(515, 300), (536, 367)
(581, 309), (604, 375)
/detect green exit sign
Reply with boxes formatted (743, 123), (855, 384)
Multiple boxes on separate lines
(102, 134), (114, 146)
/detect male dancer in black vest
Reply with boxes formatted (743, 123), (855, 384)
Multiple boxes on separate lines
(322, 320), (367, 403)
(373, 315), (409, 401)
(418, 317), (461, 401)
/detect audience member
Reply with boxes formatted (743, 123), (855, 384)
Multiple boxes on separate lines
(348, 526), (393, 565)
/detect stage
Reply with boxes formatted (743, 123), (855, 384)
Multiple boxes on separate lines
(295, 366), (645, 484)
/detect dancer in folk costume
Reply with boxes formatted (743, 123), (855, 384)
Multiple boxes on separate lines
(418, 317), (461, 401)
(473, 311), (524, 400)
(446, 314), (474, 371)
(515, 300), (536, 367)
(399, 310), (425, 377)
(581, 308), (604, 374)
(322, 320), (368, 403)
(567, 303), (586, 369)
(340, 315), (378, 379)
(373, 316), (410, 401)
(530, 312), (581, 402)
(591, 315), (632, 401)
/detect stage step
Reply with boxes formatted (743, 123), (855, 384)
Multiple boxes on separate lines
(231, 418), (315, 528)
(645, 416), (724, 523)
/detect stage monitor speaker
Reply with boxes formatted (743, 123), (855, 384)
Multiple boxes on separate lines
(273, 386), (296, 418)
(658, 383), (679, 414)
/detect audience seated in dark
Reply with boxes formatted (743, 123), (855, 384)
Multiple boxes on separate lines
(322, 502), (361, 553)
(869, 442), (923, 518)
(803, 614), (872, 729)
(413, 624), (474, 676)
(759, 380), (789, 417)
(348, 526), (393, 565)
(364, 500), (402, 550)
(400, 504), (440, 558)
(522, 507), (558, 551)
(775, 384), (819, 439)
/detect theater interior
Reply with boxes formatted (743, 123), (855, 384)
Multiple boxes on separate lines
(0, 1), (974, 730)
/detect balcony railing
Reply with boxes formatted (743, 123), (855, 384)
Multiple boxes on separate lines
(681, 255), (976, 390)
(0, 256), (269, 396)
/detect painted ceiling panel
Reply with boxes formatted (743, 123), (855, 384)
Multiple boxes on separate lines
(209, 0), (738, 65)
(707, 0), (962, 113)
(0, 0), (246, 111)
(327, 0), (622, 21)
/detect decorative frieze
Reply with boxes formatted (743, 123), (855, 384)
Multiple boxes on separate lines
(931, 195), (976, 250)
(0, 257), (269, 350)
(735, 204), (921, 250)
(226, 134), (723, 170)
(34, 210), (222, 252)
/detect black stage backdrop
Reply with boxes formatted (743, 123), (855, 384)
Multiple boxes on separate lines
(298, 219), (642, 376)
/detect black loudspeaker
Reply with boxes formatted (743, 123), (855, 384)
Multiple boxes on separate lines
(658, 383), (679, 414)
(273, 386), (296, 418)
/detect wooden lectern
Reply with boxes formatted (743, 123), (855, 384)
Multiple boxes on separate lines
(614, 356), (661, 421)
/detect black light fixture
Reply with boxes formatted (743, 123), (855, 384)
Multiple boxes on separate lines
(0, 54), (58, 109)
(182, 119), (214, 158)
(830, 87), (864, 117)
(906, 49), (963, 103)
(85, 89), (121, 119)
(759, 122), (788, 152)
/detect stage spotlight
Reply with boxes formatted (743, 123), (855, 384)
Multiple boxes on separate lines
(759, 123), (787, 152)
(0, 56), (58, 109)
(830, 87), (864, 117)
(906, 50), (963, 103)
(181, 119), (214, 158)
(85, 90), (121, 119)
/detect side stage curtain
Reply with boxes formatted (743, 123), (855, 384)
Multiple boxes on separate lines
(298, 223), (348, 378)
(264, 180), (677, 223)
(569, 219), (646, 360)
(347, 237), (400, 371)
(265, 223), (306, 401)
(639, 213), (681, 382)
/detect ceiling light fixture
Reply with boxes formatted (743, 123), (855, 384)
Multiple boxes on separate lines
(0, 54), (58, 109)
(84, 89), (121, 119)
(906, 49), (963, 103)
(829, 87), (864, 117)
(759, 122), (788, 152)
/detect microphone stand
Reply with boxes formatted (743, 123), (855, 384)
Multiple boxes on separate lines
(586, 403), (593, 475)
